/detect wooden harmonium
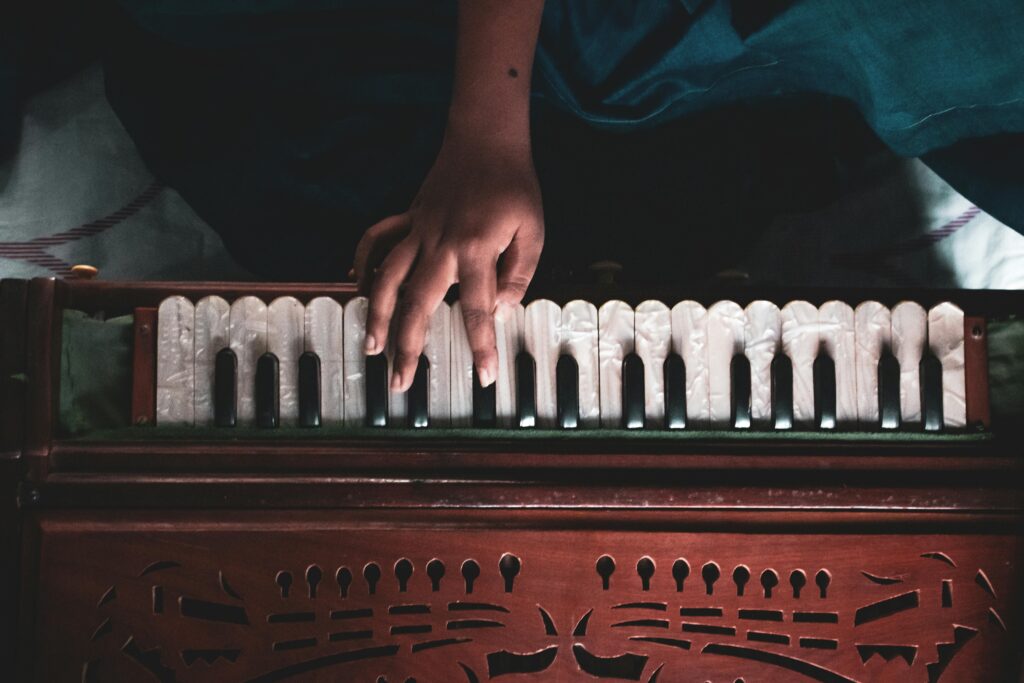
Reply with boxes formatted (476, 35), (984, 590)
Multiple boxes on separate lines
(7, 278), (1024, 683)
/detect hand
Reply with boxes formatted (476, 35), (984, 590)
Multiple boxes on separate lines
(353, 129), (544, 392)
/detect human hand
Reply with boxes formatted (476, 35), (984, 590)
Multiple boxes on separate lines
(353, 129), (544, 392)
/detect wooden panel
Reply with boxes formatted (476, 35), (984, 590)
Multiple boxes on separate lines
(24, 278), (57, 472)
(964, 316), (991, 430)
(28, 512), (1023, 682)
(131, 308), (157, 427)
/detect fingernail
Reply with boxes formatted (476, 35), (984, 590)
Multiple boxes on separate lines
(364, 334), (377, 354)
(478, 364), (494, 388)
(390, 370), (403, 391)
(495, 302), (510, 323)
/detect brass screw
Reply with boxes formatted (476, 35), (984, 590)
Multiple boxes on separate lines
(70, 264), (99, 280)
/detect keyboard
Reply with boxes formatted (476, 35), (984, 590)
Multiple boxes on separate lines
(148, 295), (983, 433)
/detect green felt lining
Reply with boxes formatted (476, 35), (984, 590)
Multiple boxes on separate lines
(56, 309), (1024, 440)
(69, 425), (992, 443)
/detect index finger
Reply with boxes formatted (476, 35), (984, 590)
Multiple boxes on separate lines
(458, 254), (499, 387)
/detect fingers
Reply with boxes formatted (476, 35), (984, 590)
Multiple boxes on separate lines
(389, 255), (455, 392)
(496, 222), (543, 310)
(364, 237), (419, 356)
(353, 214), (410, 292)
(458, 252), (499, 387)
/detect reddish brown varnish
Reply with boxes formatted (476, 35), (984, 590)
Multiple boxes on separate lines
(3, 277), (1023, 682)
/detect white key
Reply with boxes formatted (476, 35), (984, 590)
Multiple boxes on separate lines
(743, 300), (781, 423)
(385, 320), (407, 428)
(495, 304), (525, 428)
(526, 300), (561, 428)
(598, 300), (634, 428)
(423, 303), (452, 427)
(671, 301), (709, 424)
(634, 300), (671, 425)
(268, 296), (304, 427)
(193, 295), (229, 427)
(707, 301), (745, 425)
(818, 301), (857, 425)
(891, 301), (927, 425)
(450, 301), (474, 427)
(229, 296), (267, 427)
(928, 302), (966, 427)
(343, 297), (367, 426)
(562, 300), (600, 428)
(781, 300), (819, 425)
(854, 301), (892, 425)
(304, 297), (344, 426)
(156, 296), (195, 426)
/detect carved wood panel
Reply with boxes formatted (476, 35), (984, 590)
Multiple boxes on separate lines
(29, 518), (1022, 682)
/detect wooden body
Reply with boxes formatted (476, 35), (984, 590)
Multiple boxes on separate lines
(3, 278), (1023, 682)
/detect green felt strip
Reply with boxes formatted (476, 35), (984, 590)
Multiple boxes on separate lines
(71, 425), (990, 443)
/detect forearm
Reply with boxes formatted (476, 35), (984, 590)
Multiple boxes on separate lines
(447, 0), (545, 147)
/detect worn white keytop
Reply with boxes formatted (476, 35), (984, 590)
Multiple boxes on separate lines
(526, 299), (561, 428)
(854, 301), (892, 424)
(156, 296), (196, 426)
(450, 301), (474, 427)
(707, 301), (745, 425)
(928, 302), (966, 427)
(672, 301), (709, 425)
(562, 300), (600, 428)
(818, 300), (857, 425)
(268, 296), (304, 427)
(193, 295), (229, 427)
(423, 302), (452, 427)
(891, 301), (927, 425)
(229, 296), (268, 427)
(781, 300), (819, 426)
(635, 300), (671, 425)
(598, 300), (634, 428)
(342, 297), (368, 427)
(495, 304), (525, 428)
(744, 300), (781, 423)
(304, 297), (344, 426)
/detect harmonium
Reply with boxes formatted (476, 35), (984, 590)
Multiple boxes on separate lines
(1, 277), (1022, 682)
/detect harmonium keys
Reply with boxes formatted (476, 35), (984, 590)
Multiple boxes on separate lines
(146, 295), (983, 433)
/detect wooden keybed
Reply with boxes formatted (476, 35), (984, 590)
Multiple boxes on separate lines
(2, 277), (1022, 682)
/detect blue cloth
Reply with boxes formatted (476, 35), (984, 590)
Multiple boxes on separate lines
(96, 0), (1024, 279)
(535, 0), (1024, 156)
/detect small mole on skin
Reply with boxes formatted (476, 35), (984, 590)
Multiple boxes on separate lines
(508, 67), (518, 78)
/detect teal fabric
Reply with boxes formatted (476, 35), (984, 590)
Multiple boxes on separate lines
(536, 1), (1024, 156)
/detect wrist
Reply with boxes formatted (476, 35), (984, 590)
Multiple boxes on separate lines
(444, 102), (532, 155)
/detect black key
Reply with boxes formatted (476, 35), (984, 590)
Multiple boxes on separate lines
(664, 353), (686, 430)
(298, 351), (321, 428)
(407, 355), (429, 429)
(214, 348), (237, 428)
(813, 353), (837, 430)
(516, 351), (537, 428)
(556, 354), (580, 429)
(255, 352), (279, 429)
(622, 353), (645, 430)
(920, 352), (944, 432)
(365, 353), (388, 428)
(878, 349), (901, 430)
(771, 354), (793, 430)
(472, 366), (497, 428)
(731, 354), (752, 429)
